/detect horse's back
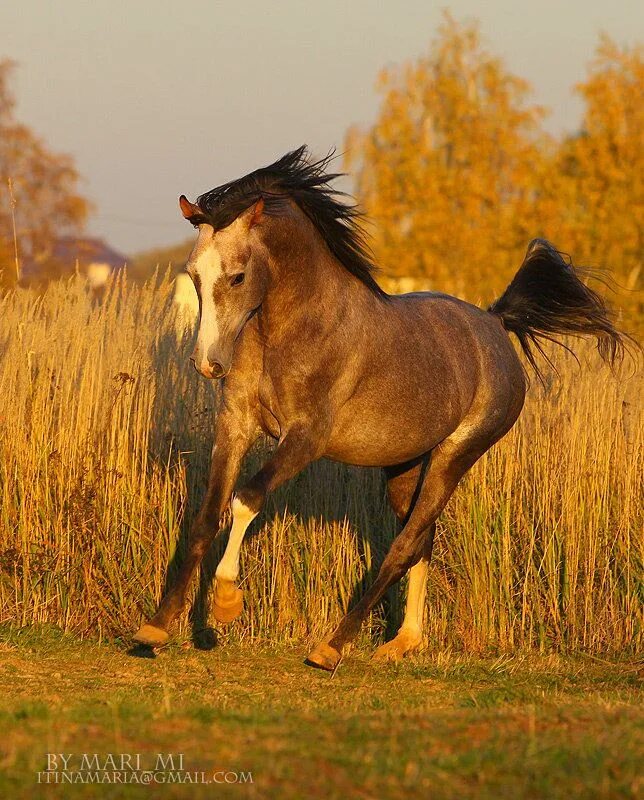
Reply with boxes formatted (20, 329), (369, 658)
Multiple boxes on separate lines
(388, 289), (523, 381)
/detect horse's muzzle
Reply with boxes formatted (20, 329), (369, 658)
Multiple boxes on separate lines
(190, 356), (228, 380)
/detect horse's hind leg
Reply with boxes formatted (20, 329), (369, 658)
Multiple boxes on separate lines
(306, 428), (498, 671)
(371, 461), (435, 661)
(372, 530), (435, 662)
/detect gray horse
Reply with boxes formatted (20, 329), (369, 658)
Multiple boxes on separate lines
(134, 146), (626, 669)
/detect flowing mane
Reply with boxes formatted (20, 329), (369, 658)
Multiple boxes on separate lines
(190, 145), (386, 297)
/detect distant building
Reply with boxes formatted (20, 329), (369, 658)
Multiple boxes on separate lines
(21, 236), (128, 290)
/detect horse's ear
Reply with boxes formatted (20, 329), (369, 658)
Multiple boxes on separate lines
(179, 195), (201, 220)
(248, 197), (264, 228)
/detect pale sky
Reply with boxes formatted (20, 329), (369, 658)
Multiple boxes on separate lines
(2, 0), (642, 254)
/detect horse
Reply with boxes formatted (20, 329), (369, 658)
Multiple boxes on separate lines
(134, 146), (627, 669)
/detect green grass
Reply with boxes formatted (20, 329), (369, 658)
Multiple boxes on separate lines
(0, 626), (641, 799)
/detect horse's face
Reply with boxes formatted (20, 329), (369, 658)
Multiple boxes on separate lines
(182, 197), (268, 379)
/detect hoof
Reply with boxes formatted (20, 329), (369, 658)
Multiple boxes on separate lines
(372, 630), (422, 663)
(213, 580), (244, 624)
(133, 623), (169, 648)
(305, 641), (342, 672)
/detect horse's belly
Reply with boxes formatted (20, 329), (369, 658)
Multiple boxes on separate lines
(323, 438), (430, 467)
(323, 402), (455, 467)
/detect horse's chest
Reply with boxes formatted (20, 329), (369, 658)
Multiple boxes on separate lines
(257, 364), (320, 439)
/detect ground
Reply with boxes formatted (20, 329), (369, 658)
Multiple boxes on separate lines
(0, 627), (641, 799)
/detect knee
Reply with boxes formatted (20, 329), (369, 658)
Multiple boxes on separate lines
(188, 527), (213, 558)
(191, 515), (212, 541)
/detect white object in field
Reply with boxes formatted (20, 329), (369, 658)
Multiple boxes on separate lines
(86, 262), (112, 290)
(174, 273), (199, 328)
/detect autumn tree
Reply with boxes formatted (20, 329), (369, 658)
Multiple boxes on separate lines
(0, 60), (89, 287)
(345, 14), (549, 298)
(541, 36), (643, 292)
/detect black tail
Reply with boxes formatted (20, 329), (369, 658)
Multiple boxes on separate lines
(488, 239), (628, 381)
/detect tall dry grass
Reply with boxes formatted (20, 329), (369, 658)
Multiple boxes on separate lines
(0, 275), (641, 653)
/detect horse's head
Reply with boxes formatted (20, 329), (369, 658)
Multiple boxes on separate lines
(180, 195), (269, 379)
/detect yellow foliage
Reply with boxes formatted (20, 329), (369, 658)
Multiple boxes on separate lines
(542, 36), (643, 290)
(346, 14), (548, 298)
(0, 60), (90, 288)
(347, 16), (642, 322)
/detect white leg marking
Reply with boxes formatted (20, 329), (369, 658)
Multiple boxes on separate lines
(215, 497), (257, 583)
(400, 557), (429, 639)
(373, 557), (429, 660)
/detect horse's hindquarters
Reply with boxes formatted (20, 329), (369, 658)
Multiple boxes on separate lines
(323, 296), (524, 468)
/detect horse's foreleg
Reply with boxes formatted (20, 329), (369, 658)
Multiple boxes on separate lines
(209, 425), (324, 620)
(133, 414), (254, 647)
(236, 425), (324, 513)
(211, 496), (257, 623)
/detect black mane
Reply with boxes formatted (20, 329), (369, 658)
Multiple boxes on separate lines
(192, 145), (386, 298)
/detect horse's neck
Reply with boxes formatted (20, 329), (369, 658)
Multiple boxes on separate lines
(259, 237), (376, 345)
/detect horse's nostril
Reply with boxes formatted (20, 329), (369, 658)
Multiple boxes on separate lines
(210, 361), (225, 378)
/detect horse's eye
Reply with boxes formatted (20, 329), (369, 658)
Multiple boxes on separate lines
(231, 273), (245, 287)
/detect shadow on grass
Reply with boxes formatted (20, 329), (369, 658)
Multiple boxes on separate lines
(126, 643), (157, 659)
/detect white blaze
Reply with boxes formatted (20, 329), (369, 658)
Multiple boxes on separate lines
(188, 224), (223, 369)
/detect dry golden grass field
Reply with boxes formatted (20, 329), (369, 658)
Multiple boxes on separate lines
(0, 275), (641, 798)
